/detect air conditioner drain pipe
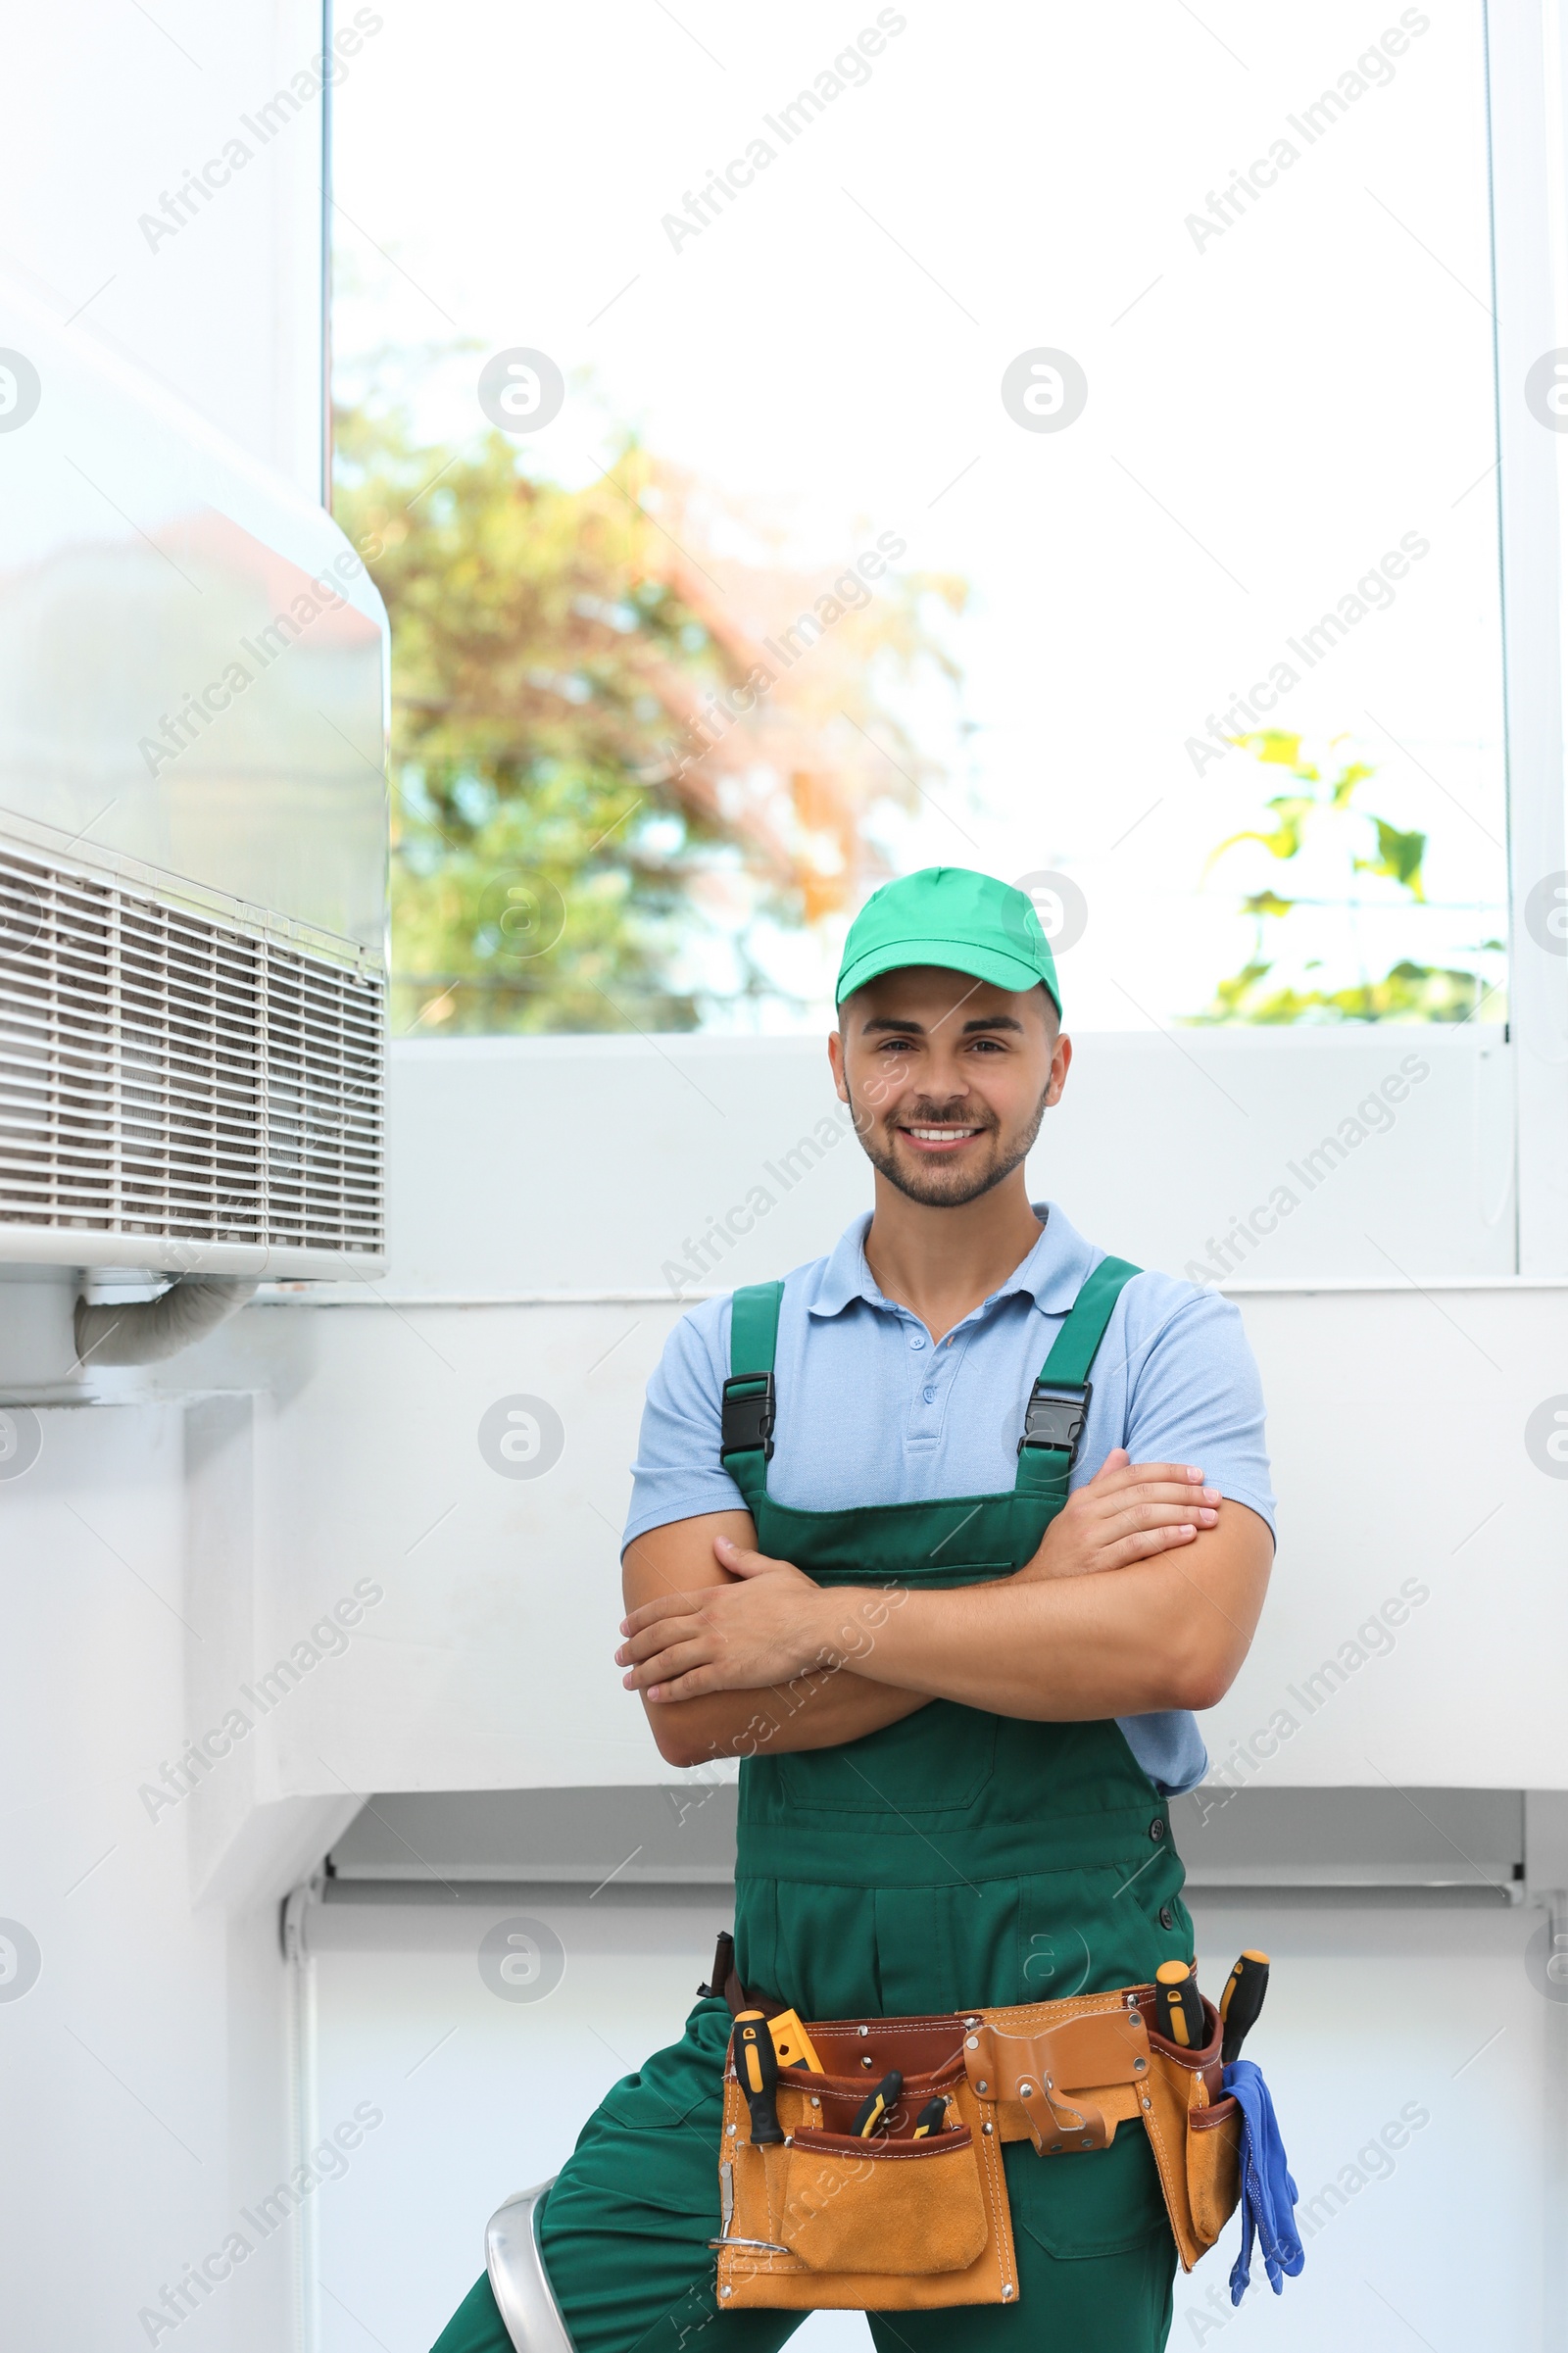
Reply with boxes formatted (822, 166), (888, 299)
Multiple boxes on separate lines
(74, 1276), (258, 1368)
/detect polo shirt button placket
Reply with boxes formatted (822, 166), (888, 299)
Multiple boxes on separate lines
(905, 1317), (950, 1438)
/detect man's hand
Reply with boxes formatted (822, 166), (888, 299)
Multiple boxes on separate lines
(617, 1534), (837, 1702)
(811, 1500), (1273, 1721)
(1014, 1448), (1220, 1583)
(620, 1513), (933, 1767)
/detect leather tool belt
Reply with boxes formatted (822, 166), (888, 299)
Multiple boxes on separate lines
(714, 1985), (1243, 2313)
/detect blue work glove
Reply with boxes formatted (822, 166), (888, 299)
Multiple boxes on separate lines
(1223, 2058), (1303, 2306)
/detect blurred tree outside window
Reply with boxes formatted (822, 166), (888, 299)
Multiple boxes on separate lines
(333, 393), (1507, 1038)
(331, 394), (965, 1034)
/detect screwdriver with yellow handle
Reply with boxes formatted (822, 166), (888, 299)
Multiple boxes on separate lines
(1219, 1950), (1271, 2065)
(1152, 1959), (1205, 2048)
(734, 2011), (786, 2145)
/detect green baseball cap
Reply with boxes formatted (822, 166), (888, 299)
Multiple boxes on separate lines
(836, 866), (1062, 1016)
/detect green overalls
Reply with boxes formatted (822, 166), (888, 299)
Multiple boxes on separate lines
(434, 1254), (1194, 2353)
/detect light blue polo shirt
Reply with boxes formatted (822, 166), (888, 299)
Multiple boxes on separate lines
(625, 1201), (1277, 1795)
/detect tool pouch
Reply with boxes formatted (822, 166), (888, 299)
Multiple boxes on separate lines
(782, 2126), (989, 2276)
(716, 2024), (1015, 2313)
(1186, 2091), (1246, 2253)
(959, 1987), (1243, 2271)
(715, 1988), (1244, 2311)
(1134, 1998), (1244, 2269)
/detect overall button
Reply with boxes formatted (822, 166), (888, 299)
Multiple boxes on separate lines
(1150, 1818), (1166, 1841)
(1158, 1905), (1175, 1930)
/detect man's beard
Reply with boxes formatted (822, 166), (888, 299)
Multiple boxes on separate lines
(855, 1086), (1052, 1208)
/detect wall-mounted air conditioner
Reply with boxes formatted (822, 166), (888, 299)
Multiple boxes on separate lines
(0, 278), (389, 1281)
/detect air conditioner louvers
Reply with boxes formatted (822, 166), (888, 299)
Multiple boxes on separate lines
(0, 835), (385, 1275)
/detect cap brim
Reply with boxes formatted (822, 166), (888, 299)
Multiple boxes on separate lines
(836, 938), (1060, 1014)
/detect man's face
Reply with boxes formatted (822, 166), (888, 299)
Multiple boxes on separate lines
(828, 965), (1070, 1208)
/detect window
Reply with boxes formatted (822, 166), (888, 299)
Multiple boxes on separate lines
(332, 2), (1504, 1042)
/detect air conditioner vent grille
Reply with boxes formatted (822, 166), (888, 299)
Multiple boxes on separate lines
(0, 842), (384, 1263)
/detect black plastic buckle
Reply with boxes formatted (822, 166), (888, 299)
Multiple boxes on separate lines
(1018, 1379), (1091, 1465)
(698, 1928), (736, 2004)
(721, 1372), (776, 1461)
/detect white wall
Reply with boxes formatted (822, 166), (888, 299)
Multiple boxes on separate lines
(144, 1033), (1564, 1801)
(0, 1402), (298, 2351)
(364, 1026), (1515, 1298)
(136, 1274), (1568, 1800)
(9, 1017), (1562, 2347)
(0, 1397), (363, 2353)
(98, 1027), (1562, 2346)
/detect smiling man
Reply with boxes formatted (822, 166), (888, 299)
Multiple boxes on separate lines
(435, 865), (1276, 2353)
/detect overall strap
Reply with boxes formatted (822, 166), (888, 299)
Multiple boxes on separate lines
(1014, 1253), (1141, 1500)
(721, 1280), (784, 1512)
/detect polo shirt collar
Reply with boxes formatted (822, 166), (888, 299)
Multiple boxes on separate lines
(808, 1200), (1100, 1322)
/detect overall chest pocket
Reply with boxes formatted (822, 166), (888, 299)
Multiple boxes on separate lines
(772, 1701), (1000, 1816)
